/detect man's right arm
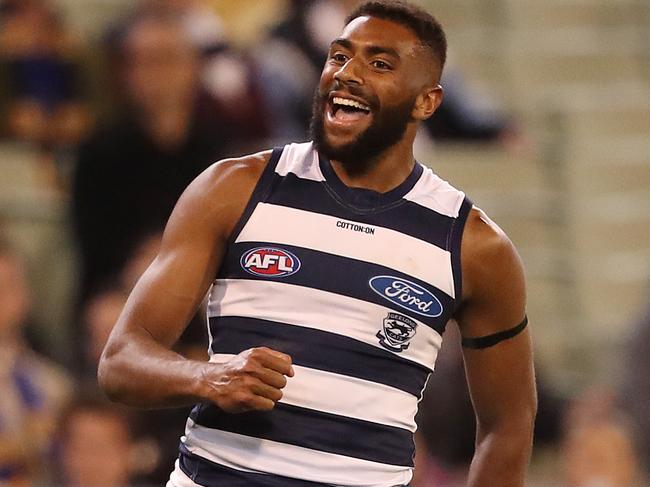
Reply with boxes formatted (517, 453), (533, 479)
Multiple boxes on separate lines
(98, 151), (294, 411)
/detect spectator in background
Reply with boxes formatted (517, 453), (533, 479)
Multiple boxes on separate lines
(72, 12), (234, 301)
(54, 394), (140, 487)
(110, 0), (226, 54)
(254, 0), (520, 147)
(148, 0), (268, 143)
(562, 388), (644, 487)
(0, 0), (92, 149)
(0, 240), (72, 486)
(104, 0), (268, 149)
(71, 21), (215, 477)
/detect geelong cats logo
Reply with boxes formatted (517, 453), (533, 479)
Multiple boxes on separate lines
(240, 247), (301, 277)
(369, 276), (443, 317)
(377, 312), (418, 352)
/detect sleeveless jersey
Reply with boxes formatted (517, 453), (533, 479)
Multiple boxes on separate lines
(175, 142), (473, 487)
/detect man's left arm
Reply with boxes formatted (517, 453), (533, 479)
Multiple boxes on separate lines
(455, 208), (537, 487)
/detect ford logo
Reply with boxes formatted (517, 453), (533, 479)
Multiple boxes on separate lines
(369, 276), (443, 318)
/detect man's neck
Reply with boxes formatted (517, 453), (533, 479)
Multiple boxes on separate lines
(139, 103), (193, 151)
(329, 138), (416, 194)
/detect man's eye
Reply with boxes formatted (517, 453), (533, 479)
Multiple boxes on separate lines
(331, 53), (348, 63)
(372, 60), (391, 70)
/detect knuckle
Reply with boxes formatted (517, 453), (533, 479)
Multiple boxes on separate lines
(240, 361), (256, 374)
(250, 347), (267, 357)
(239, 375), (256, 388)
(241, 348), (257, 361)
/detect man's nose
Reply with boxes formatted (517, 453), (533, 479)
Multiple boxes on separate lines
(334, 58), (364, 85)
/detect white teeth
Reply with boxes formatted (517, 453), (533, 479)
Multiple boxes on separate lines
(332, 96), (370, 112)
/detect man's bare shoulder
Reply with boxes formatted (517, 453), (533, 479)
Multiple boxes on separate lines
(463, 207), (511, 257)
(201, 150), (272, 195)
(169, 150), (273, 240)
(460, 207), (524, 302)
(185, 150), (271, 207)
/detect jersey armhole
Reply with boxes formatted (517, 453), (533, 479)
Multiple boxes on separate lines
(224, 147), (284, 246)
(450, 197), (473, 313)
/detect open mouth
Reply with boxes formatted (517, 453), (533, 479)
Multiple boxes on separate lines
(327, 96), (372, 125)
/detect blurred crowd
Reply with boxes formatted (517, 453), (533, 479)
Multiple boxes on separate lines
(0, 0), (647, 486)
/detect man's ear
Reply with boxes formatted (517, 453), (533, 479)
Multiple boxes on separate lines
(412, 84), (443, 121)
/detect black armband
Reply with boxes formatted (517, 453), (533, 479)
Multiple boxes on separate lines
(461, 316), (528, 350)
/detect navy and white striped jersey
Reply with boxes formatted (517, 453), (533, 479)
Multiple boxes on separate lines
(172, 142), (473, 487)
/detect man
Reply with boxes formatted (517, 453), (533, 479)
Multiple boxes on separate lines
(0, 241), (72, 486)
(98, 2), (537, 486)
(56, 395), (135, 487)
(72, 13), (233, 299)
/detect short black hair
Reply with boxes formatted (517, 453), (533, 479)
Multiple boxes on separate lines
(345, 0), (447, 72)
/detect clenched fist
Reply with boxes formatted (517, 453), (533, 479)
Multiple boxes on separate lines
(199, 347), (294, 413)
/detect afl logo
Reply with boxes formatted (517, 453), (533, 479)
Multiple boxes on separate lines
(240, 247), (301, 278)
(369, 276), (443, 317)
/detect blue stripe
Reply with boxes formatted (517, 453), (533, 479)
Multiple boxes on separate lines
(226, 147), (283, 247)
(319, 153), (424, 210)
(219, 243), (453, 333)
(209, 317), (430, 397)
(179, 445), (412, 487)
(190, 401), (414, 467)
(450, 197), (473, 310)
(265, 172), (454, 250)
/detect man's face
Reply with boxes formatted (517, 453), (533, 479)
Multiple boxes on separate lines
(311, 16), (432, 166)
(62, 411), (131, 487)
(123, 20), (198, 112)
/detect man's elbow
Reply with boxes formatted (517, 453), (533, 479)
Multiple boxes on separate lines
(479, 397), (538, 448)
(97, 340), (126, 402)
(477, 407), (536, 463)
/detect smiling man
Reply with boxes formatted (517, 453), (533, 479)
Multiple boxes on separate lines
(98, 2), (537, 486)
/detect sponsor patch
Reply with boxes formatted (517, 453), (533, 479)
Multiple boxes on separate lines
(369, 276), (443, 317)
(240, 247), (301, 277)
(377, 312), (418, 352)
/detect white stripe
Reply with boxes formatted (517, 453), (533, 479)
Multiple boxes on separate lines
(403, 165), (465, 218)
(209, 354), (419, 432)
(208, 279), (441, 371)
(275, 142), (325, 181)
(236, 203), (455, 298)
(183, 421), (413, 486)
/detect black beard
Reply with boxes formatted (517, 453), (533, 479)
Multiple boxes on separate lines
(309, 88), (415, 170)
